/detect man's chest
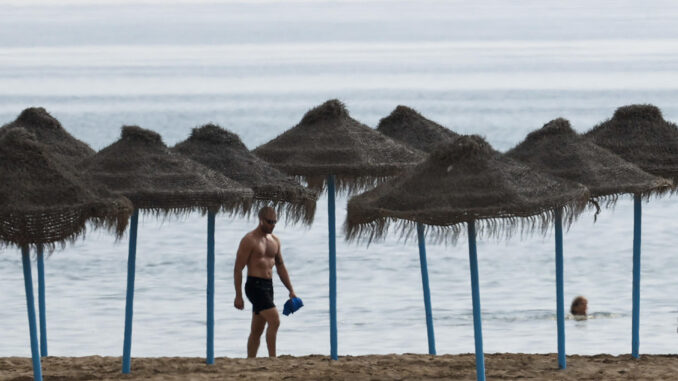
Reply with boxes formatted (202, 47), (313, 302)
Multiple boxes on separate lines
(252, 238), (277, 259)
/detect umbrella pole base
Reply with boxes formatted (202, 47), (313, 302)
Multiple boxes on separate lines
(22, 247), (43, 381)
(467, 221), (486, 381)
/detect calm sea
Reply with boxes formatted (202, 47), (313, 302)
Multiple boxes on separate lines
(1, 0), (678, 358)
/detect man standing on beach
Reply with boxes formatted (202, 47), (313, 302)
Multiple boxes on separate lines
(234, 206), (297, 358)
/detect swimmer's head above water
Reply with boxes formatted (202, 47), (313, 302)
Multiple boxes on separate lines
(570, 296), (588, 317)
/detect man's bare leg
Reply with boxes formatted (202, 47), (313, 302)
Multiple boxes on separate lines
(258, 307), (280, 357)
(248, 313), (266, 358)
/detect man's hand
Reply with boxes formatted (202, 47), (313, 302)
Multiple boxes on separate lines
(234, 295), (244, 310)
(289, 291), (297, 299)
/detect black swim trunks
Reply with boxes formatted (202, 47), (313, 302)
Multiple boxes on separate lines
(245, 276), (275, 314)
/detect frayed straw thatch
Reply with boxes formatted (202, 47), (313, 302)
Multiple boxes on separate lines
(585, 104), (678, 185)
(0, 128), (133, 250)
(253, 99), (425, 194)
(507, 118), (672, 207)
(377, 105), (459, 153)
(79, 126), (254, 215)
(345, 135), (591, 245)
(172, 124), (318, 224)
(0, 107), (95, 167)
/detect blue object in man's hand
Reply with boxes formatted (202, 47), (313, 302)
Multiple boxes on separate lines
(283, 297), (304, 316)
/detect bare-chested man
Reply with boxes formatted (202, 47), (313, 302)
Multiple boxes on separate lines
(234, 206), (297, 358)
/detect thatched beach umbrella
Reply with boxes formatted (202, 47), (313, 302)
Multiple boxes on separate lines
(171, 123), (317, 363)
(79, 125), (253, 373)
(506, 118), (672, 368)
(586, 105), (678, 184)
(374, 105), (461, 354)
(0, 107), (95, 166)
(585, 104), (678, 358)
(1, 107), (100, 358)
(254, 99), (424, 360)
(0, 128), (133, 381)
(377, 105), (460, 153)
(346, 135), (590, 381)
(172, 124), (318, 223)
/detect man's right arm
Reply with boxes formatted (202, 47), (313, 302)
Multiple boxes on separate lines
(233, 235), (251, 310)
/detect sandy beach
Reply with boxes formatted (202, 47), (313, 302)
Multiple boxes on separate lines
(2, 353), (678, 380)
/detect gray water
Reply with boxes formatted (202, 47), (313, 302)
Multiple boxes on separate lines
(1, 0), (678, 358)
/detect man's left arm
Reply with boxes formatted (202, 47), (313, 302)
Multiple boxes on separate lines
(274, 236), (297, 298)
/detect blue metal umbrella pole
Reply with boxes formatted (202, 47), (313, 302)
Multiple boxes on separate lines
(632, 194), (642, 358)
(206, 211), (216, 364)
(554, 208), (566, 369)
(467, 220), (486, 381)
(37, 245), (48, 357)
(327, 174), (338, 360)
(122, 209), (139, 374)
(416, 223), (436, 355)
(22, 246), (43, 381)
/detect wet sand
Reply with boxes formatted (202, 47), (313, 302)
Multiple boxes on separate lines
(2, 353), (678, 380)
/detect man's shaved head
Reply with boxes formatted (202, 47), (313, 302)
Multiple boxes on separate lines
(258, 206), (276, 220)
(258, 206), (277, 234)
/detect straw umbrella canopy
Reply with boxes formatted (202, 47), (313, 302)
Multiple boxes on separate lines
(253, 99), (424, 361)
(345, 135), (589, 381)
(0, 107), (95, 167)
(585, 104), (678, 184)
(0, 127), (132, 248)
(377, 105), (459, 153)
(253, 99), (425, 192)
(172, 124), (318, 224)
(585, 104), (678, 359)
(0, 127), (133, 381)
(79, 125), (253, 373)
(505, 117), (672, 369)
(508, 118), (672, 203)
(346, 135), (590, 243)
(79, 125), (253, 214)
